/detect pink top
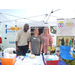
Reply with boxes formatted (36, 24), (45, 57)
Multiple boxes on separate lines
(40, 33), (53, 54)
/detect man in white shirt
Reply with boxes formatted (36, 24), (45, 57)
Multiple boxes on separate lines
(15, 23), (31, 56)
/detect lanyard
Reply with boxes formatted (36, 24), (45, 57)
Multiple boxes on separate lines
(44, 36), (46, 45)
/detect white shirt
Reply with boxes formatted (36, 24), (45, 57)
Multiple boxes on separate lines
(15, 29), (31, 46)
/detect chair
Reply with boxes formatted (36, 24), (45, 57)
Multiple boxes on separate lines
(60, 46), (75, 60)
(4, 48), (16, 54)
(52, 46), (75, 64)
(60, 46), (75, 64)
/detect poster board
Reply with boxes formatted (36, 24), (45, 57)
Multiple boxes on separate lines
(56, 36), (74, 47)
(57, 19), (75, 36)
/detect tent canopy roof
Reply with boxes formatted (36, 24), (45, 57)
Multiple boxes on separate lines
(0, 9), (75, 26)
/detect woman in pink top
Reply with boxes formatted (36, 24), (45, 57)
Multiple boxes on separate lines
(40, 27), (53, 54)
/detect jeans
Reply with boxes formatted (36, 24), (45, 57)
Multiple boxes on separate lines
(34, 54), (40, 56)
(17, 45), (28, 56)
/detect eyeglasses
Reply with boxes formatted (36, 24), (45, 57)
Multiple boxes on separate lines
(44, 29), (48, 30)
(34, 28), (39, 30)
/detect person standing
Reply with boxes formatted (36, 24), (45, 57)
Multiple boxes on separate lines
(40, 27), (53, 54)
(61, 37), (65, 45)
(30, 28), (43, 56)
(15, 23), (31, 56)
(65, 37), (69, 46)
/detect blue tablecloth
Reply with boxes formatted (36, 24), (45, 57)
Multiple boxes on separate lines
(58, 60), (66, 65)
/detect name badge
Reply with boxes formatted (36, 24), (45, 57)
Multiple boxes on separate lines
(44, 43), (46, 45)
(34, 37), (36, 39)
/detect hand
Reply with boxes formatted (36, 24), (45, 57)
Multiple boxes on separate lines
(16, 47), (20, 52)
(30, 50), (33, 54)
(50, 44), (52, 49)
(56, 51), (59, 57)
(47, 45), (52, 49)
(40, 51), (42, 54)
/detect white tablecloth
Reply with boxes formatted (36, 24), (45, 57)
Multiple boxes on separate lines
(14, 55), (44, 65)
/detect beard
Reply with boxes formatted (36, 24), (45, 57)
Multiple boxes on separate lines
(25, 30), (27, 32)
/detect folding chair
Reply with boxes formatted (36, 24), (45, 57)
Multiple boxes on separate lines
(4, 48), (16, 54)
(59, 46), (75, 64)
(52, 46), (75, 64)
(60, 46), (75, 60)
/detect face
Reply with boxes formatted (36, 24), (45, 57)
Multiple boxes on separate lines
(34, 29), (39, 35)
(24, 24), (29, 32)
(44, 27), (48, 34)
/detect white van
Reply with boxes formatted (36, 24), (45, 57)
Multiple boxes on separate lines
(0, 24), (23, 50)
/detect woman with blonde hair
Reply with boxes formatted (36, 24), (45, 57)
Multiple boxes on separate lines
(40, 27), (53, 54)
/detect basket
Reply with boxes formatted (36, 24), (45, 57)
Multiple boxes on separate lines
(44, 55), (59, 65)
(47, 46), (56, 51)
(47, 46), (56, 54)
(1, 55), (16, 65)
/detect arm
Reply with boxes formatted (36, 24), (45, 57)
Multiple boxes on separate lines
(27, 32), (31, 49)
(15, 31), (20, 51)
(40, 35), (43, 54)
(27, 41), (29, 49)
(40, 43), (43, 54)
(49, 35), (53, 48)
(29, 36), (33, 54)
(30, 42), (32, 54)
(15, 41), (19, 51)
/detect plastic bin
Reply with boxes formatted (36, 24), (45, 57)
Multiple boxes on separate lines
(0, 55), (16, 65)
(44, 55), (59, 65)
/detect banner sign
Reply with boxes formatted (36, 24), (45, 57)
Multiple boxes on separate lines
(5, 25), (22, 35)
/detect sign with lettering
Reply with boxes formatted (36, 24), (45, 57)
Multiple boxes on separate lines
(5, 25), (22, 35)
(57, 19), (75, 36)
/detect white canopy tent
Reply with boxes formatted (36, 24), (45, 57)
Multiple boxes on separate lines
(0, 9), (75, 26)
(0, 9), (75, 50)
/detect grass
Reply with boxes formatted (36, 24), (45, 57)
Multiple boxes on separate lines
(63, 54), (75, 65)
(63, 59), (75, 65)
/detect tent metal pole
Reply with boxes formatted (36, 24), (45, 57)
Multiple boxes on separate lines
(45, 9), (61, 23)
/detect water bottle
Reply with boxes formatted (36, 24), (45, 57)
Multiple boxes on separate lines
(0, 46), (2, 62)
(2, 51), (4, 58)
(0, 52), (2, 62)
(47, 51), (50, 55)
(43, 53), (45, 57)
(26, 53), (28, 58)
